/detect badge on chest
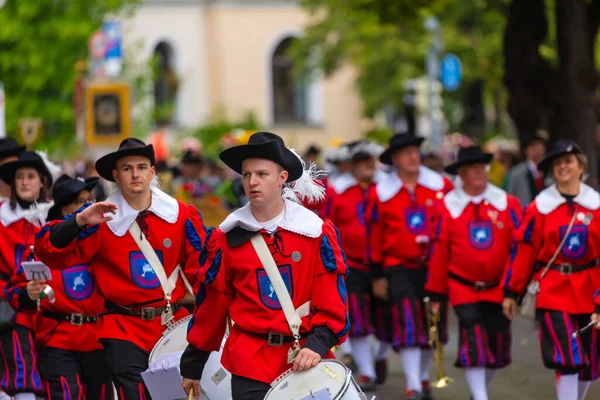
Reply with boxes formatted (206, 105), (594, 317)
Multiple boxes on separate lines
(405, 206), (427, 234)
(62, 265), (94, 300)
(468, 221), (493, 250)
(560, 225), (588, 259)
(130, 251), (162, 289)
(256, 264), (293, 310)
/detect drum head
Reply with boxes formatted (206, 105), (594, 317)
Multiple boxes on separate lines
(265, 360), (349, 400)
(148, 315), (193, 366)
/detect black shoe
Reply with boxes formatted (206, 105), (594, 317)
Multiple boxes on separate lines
(374, 359), (388, 384)
(422, 380), (434, 400)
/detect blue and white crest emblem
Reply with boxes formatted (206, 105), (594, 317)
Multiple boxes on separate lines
(468, 222), (493, 250)
(405, 207), (427, 234)
(256, 264), (293, 310)
(560, 225), (587, 259)
(62, 265), (94, 300)
(129, 251), (162, 289)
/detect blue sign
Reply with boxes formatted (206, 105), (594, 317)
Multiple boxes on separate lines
(102, 21), (122, 60)
(440, 54), (462, 91)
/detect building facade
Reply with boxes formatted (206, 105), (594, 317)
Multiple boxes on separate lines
(121, 0), (364, 150)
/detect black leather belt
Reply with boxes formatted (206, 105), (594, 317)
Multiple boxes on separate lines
(448, 271), (499, 291)
(41, 311), (98, 326)
(248, 331), (311, 346)
(535, 258), (600, 275)
(105, 302), (183, 321)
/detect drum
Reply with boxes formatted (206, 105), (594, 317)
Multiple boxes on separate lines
(264, 360), (367, 400)
(148, 315), (232, 400)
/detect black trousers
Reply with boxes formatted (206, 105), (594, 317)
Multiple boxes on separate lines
(101, 339), (151, 400)
(0, 324), (44, 396)
(231, 375), (270, 400)
(37, 346), (113, 400)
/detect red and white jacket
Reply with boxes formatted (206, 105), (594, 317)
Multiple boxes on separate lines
(321, 172), (377, 271)
(0, 201), (52, 330)
(504, 183), (600, 314)
(426, 184), (522, 306)
(183, 200), (349, 384)
(365, 166), (453, 277)
(6, 247), (105, 352)
(34, 187), (205, 352)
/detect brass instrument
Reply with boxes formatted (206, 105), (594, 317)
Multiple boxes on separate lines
(423, 297), (453, 388)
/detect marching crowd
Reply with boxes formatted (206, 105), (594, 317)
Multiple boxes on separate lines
(0, 129), (598, 400)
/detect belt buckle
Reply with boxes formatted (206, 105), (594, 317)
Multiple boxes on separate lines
(140, 307), (156, 321)
(474, 281), (486, 291)
(70, 313), (84, 326)
(267, 332), (284, 347)
(560, 263), (573, 275)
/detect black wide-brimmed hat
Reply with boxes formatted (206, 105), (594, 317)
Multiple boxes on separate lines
(95, 138), (155, 182)
(47, 175), (99, 221)
(219, 131), (303, 182)
(0, 151), (54, 186)
(181, 151), (203, 165)
(537, 139), (583, 173)
(0, 137), (26, 161)
(522, 129), (549, 148)
(51, 174), (99, 206)
(444, 145), (493, 175)
(379, 132), (425, 165)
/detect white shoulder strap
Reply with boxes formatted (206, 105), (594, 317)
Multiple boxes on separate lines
(250, 234), (310, 337)
(129, 221), (193, 301)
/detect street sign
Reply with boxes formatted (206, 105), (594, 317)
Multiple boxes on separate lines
(102, 21), (123, 77)
(17, 118), (43, 146)
(85, 81), (131, 146)
(440, 54), (462, 91)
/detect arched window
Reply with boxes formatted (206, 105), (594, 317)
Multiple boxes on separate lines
(153, 42), (178, 124)
(271, 37), (307, 124)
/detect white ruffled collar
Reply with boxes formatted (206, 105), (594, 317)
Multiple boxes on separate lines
(444, 184), (507, 219)
(333, 170), (387, 195)
(376, 166), (445, 202)
(105, 186), (179, 237)
(220, 199), (323, 238)
(535, 183), (600, 215)
(0, 200), (53, 227)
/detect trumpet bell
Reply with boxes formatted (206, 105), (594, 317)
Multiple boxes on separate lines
(432, 376), (454, 388)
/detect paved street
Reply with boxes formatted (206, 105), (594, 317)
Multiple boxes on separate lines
(356, 313), (599, 400)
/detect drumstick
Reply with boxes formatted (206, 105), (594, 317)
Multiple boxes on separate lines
(572, 320), (597, 338)
(188, 388), (193, 400)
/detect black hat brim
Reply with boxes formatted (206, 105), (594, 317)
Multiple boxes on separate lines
(444, 154), (493, 175)
(379, 137), (424, 165)
(0, 158), (52, 186)
(537, 149), (582, 173)
(0, 145), (26, 161)
(95, 145), (155, 182)
(219, 142), (303, 182)
(53, 177), (100, 206)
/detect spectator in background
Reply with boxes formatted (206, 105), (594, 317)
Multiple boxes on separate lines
(304, 144), (322, 167)
(172, 151), (207, 199)
(83, 159), (108, 201)
(503, 131), (548, 206)
(422, 153), (444, 173)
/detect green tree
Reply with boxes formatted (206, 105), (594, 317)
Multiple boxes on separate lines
(291, 0), (509, 137)
(0, 0), (140, 149)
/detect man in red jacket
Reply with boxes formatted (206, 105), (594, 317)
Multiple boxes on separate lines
(322, 140), (384, 390)
(426, 145), (522, 400)
(34, 138), (206, 399)
(180, 132), (350, 400)
(366, 132), (453, 400)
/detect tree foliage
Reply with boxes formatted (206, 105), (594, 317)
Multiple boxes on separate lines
(0, 0), (140, 145)
(292, 0), (510, 121)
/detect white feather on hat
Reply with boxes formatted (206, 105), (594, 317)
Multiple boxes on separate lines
(36, 150), (62, 187)
(282, 149), (326, 204)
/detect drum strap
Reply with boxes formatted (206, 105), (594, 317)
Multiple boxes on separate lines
(250, 234), (311, 338)
(129, 222), (195, 324)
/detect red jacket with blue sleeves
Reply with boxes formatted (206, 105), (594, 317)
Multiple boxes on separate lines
(365, 166), (453, 278)
(182, 200), (349, 384)
(504, 184), (600, 314)
(6, 244), (106, 352)
(33, 188), (206, 352)
(0, 201), (49, 330)
(425, 185), (522, 306)
(321, 173), (374, 271)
